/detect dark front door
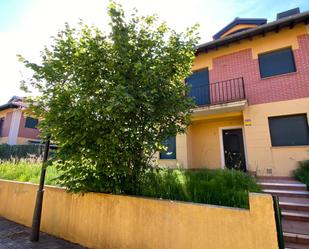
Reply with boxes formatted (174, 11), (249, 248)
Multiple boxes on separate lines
(222, 128), (246, 171)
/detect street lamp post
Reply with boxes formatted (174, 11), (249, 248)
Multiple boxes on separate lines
(30, 138), (51, 242)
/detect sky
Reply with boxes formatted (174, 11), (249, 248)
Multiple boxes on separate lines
(0, 0), (309, 104)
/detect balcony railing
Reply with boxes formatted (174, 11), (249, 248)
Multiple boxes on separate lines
(189, 77), (246, 107)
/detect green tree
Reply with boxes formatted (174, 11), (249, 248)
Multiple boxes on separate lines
(19, 2), (199, 193)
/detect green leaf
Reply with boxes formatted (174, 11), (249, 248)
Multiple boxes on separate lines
(20, 1), (198, 194)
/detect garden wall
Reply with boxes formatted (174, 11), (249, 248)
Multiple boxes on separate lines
(0, 180), (279, 249)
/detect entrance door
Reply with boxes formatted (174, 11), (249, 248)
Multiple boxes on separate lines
(222, 128), (246, 171)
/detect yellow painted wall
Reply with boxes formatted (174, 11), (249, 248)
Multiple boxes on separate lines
(193, 23), (306, 70)
(163, 97), (309, 175)
(186, 125), (193, 169)
(189, 116), (243, 169)
(0, 137), (8, 144)
(158, 112), (244, 169)
(0, 180), (279, 249)
(0, 109), (12, 117)
(16, 137), (30, 145)
(220, 24), (258, 38)
(243, 97), (309, 176)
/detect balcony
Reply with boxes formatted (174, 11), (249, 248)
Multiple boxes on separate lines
(188, 77), (247, 119)
(189, 77), (246, 106)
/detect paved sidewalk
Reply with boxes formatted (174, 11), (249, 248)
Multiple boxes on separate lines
(0, 217), (87, 249)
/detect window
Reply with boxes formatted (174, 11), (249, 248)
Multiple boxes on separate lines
(25, 117), (38, 129)
(0, 118), (4, 137)
(258, 48), (296, 78)
(268, 114), (309, 146)
(186, 68), (210, 106)
(159, 137), (176, 159)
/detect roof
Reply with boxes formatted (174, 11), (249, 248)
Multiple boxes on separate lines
(196, 10), (309, 54)
(0, 103), (19, 112)
(8, 96), (25, 103)
(213, 18), (267, 40)
(277, 8), (300, 20)
(0, 96), (28, 112)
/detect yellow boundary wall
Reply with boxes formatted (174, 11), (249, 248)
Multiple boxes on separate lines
(0, 180), (278, 249)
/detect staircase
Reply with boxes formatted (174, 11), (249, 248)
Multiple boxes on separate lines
(258, 177), (309, 249)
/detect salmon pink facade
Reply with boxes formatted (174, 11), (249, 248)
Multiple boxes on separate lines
(0, 96), (40, 145)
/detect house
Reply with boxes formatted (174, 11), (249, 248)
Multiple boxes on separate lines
(0, 96), (40, 145)
(158, 8), (309, 177)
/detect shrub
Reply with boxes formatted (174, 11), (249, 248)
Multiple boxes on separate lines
(294, 160), (309, 190)
(20, 2), (198, 194)
(0, 144), (43, 160)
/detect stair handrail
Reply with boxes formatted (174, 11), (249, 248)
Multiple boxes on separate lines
(273, 195), (285, 249)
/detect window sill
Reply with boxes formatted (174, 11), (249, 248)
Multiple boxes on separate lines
(260, 71), (297, 80)
(271, 145), (309, 149)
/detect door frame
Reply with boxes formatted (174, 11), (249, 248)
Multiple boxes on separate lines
(218, 125), (248, 170)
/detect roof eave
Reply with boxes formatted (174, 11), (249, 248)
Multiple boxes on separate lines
(0, 103), (19, 112)
(213, 18), (267, 40)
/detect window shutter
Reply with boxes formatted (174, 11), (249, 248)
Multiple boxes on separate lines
(268, 114), (309, 146)
(25, 117), (39, 129)
(159, 136), (176, 159)
(186, 68), (210, 106)
(258, 48), (296, 78)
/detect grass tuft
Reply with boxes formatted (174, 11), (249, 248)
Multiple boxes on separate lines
(0, 161), (261, 208)
(137, 167), (261, 209)
(0, 160), (59, 186)
(294, 160), (309, 190)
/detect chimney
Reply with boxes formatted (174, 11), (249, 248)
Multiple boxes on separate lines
(277, 8), (300, 20)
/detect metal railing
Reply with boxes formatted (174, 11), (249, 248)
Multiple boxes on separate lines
(189, 77), (246, 106)
(273, 196), (285, 249)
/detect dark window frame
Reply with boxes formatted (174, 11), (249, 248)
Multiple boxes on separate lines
(268, 113), (309, 147)
(258, 47), (296, 79)
(0, 118), (4, 137)
(25, 117), (39, 129)
(159, 136), (177, 160)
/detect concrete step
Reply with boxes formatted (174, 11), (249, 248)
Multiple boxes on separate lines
(285, 242), (309, 248)
(284, 232), (309, 245)
(280, 202), (309, 212)
(260, 179), (309, 248)
(257, 176), (297, 182)
(283, 220), (309, 235)
(282, 211), (309, 222)
(280, 197), (309, 205)
(263, 189), (309, 198)
(259, 182), (307, 191)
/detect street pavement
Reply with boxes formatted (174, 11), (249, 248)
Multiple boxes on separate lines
(0, 217), (87, 249)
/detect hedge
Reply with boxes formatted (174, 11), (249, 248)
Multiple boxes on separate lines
(0, 144), (43, 160)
